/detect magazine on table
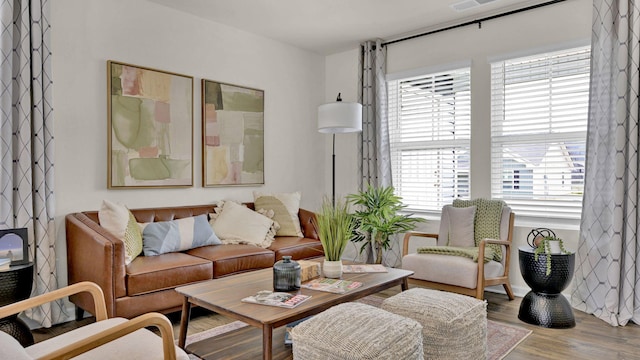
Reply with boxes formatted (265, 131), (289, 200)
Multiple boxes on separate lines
(342, 264), (388, 273)
(301, 278), (363, 294)
(241, 291), (311, 308)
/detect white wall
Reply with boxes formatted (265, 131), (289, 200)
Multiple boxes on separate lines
(327, 0), (592, 294)
(52, 0), (326, 284)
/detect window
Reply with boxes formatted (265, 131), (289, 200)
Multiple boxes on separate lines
(490, 46), (590, 219)
(388, 67), (471, 212)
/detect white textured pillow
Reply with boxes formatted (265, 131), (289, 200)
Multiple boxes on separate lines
(210, 201), (275, 248)
(253, 191), (303, 237)
(446, 205), (476, 247)
(98, 200), (143, 265)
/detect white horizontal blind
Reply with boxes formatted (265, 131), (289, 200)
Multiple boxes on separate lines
(490, 46), (590, 219)
(388, 68), (471, 212)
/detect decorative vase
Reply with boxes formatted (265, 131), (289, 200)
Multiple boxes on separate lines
(273, 256), (301, 291)
(322, 259), (342, 279)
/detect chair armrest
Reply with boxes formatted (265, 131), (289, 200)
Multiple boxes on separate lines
(41, 312), (178, 360)
(402, 231), (439, 256)
(0, 282), (108, 321)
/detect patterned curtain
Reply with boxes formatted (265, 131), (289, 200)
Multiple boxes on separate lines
(356, 40), (402, 266)
(571, 0), (640, 326)
(0, 0), (64, 327)
(358, 39), (391, 189)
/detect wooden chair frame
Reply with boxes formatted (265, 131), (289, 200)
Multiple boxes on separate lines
(402, 212), (516, 300)
(0, 281), (179, 360)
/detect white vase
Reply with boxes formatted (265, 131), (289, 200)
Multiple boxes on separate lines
(548, 240), (562, 254)
(323, 260), (342, 279)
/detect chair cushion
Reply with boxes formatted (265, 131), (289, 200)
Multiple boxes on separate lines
(402, 253), (503, 289)
(0, 331), (32, 359)
(26, 318), (189, 360)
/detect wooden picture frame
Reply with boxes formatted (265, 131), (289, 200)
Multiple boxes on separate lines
(202, 79), (265, 187)
(0, 228), (29, 265)
(107, 61), (194, 188)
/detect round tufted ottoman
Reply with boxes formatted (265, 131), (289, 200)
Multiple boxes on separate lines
(382, 288), (487, 360)
(290, 302), (424, 360)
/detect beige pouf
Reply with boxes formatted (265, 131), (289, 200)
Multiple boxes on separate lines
(290, 302), (424, 360)
(382, 288), (487, 360)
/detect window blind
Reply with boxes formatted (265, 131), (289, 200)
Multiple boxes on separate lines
(490, 46), (590, 219)
(388, 68), (471, 212)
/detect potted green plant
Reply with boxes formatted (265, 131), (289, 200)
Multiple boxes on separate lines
(533, 235), (570, 276)
(347, 184), (423, 264)
(312, 197), (356, 278)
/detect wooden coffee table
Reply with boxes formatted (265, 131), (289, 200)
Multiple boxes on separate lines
(176, 265), (413, 360)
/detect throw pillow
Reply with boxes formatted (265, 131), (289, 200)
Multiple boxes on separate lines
(253, 191), (303, 237)
(210, 201), (275, 248)
(139, 214), (221, 256)
(445, 205), (476, 248)
(98, 200), (143, 265)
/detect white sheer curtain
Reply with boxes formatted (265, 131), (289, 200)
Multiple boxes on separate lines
(571, 0), (640, 326)
(0, 0), (65, 327)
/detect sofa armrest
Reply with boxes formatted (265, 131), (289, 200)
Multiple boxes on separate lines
(65, 213), (126, 318)
(299, 208), (318, 240)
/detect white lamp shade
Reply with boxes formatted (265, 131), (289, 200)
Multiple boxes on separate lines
(317, 101), (363, 134)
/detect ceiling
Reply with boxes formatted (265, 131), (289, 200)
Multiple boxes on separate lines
(147, 0), (557, 55)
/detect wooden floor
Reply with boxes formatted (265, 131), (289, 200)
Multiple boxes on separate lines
(32, 282), (640, 359)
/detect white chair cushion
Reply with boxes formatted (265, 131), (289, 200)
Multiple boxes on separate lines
(0, 331), (32, 359)
(26, 317), (189, 360)
(402, 253), (504, 289)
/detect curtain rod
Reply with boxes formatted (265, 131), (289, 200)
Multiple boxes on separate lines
(382, 0), (567, 47)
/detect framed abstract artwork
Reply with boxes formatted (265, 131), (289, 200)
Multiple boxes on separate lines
(202, 79), (265, 186)
(0, 228), (29, 265)
(107, 61), (194, 188)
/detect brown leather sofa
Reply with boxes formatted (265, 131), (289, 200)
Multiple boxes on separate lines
(65, 203), (322, 319)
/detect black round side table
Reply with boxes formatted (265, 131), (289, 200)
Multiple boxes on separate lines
(0, 262), (34, 346)
(518, 247), (575, 328)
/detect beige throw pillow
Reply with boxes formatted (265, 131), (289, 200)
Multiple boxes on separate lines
(98, 200), (143, 265)
(253, 191), (303, 237)
(210, 201), (275, 248)
(445, 205), (476, 247)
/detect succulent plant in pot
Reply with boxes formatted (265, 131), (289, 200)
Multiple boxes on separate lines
(528, 228), (570, 276)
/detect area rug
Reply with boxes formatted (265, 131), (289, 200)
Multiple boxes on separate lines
(185, 295), (532, 360)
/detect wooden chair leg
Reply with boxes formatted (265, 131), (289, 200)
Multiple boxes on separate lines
(503, 283), (515, 300)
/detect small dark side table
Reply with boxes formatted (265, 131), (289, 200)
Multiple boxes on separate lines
(518, 247), (575, 328)
(0, 262), (35, 346)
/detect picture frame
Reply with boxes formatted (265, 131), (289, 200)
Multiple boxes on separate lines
(107, 60), (194, 188)
(202, 79), (265, 187)
(0, 228), (29, 265)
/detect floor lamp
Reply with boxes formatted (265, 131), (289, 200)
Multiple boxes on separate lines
(317, 93), (363, 206)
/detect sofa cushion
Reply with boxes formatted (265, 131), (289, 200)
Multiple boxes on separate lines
(126, 253), (212, 296)
(210, 201), (275, 248)
(268, 236), (324, 261)
(140, 214), (221, 256)
(186, 244), (274, 278)
(99, 200), (143, 265)
(253, 191), (303, 237)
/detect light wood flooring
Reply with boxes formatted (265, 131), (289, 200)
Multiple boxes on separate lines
(32, 282), (640, 359)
